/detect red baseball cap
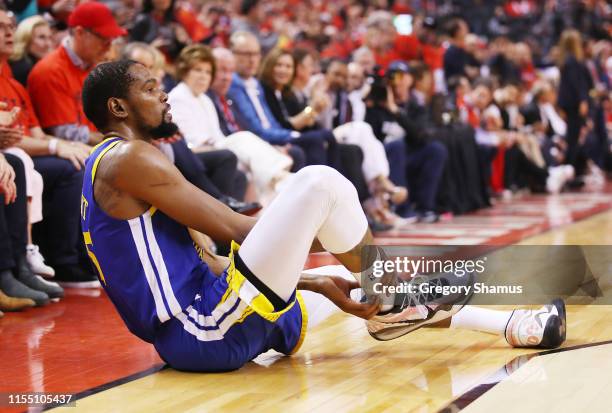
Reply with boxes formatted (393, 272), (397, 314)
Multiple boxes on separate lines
(68, 2), (127, 39)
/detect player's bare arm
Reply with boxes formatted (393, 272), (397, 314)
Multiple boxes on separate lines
(95, 139), (257, 244)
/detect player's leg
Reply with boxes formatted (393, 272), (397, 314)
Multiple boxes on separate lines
(238, 165), (370, 303)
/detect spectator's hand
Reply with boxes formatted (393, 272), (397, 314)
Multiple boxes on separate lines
(516, 113), (525, 128)
(386, 86), (399, 114)
(533, 121), (546, 134)
(578, 120), (593, 145)
(276, 144), (291, 155)
(579, 101), (589, 117)
(513, 132), (527, 145)
(51, 0), (76, 15)
(56, 140), (89, 170)
(310, 90), (330, 113)
(73, 141), (93, 152)
(0, 153), (16, 204)
(0, 126), (23, 149)
(151, 37), (171, 50)
(173, 24), (191, 45)
(192, 144), (216, 153)
(311, 77), (329, 95)
(0, 102), (20, 127)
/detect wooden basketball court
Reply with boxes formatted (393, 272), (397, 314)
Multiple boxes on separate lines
(2, 188), (612, 413)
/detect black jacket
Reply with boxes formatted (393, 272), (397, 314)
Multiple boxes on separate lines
(364, 104), (426, 148)
(557, 56), (592, 113)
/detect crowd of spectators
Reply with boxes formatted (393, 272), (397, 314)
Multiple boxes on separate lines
(0, 0), (609, 316)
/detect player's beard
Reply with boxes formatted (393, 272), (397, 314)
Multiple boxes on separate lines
(150, 120), (179, 140)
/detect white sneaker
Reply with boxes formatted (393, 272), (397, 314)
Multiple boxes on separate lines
(26, 245), (55, 278)
(505, 299), (566, 349)
(562, 165), (575, 181)
(546, 166), (568, 194)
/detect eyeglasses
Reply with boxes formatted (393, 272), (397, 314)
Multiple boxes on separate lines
(233, 50), (261, 58)
(0, 22), (15, 33)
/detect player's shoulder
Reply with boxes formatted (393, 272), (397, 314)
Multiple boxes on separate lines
(109, 139), (159, 164)
(106, 140), (171, 179)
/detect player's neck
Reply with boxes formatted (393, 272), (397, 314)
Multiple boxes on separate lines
(103, 125), (142, 142)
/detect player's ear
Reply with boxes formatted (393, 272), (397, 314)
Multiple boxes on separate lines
(108, 97), (128, 121)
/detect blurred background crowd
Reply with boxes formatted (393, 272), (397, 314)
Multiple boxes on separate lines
(0, 0), (609, 315)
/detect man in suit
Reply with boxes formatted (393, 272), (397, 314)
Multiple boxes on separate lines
(226, 31), (335, 167)
(209, 47), (305, 172)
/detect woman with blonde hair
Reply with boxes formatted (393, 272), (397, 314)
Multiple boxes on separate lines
(556, 29), (593, 176)
(9, 15), (53, 86)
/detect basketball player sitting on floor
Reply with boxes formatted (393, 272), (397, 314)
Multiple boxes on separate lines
(79, 61), (565, 373)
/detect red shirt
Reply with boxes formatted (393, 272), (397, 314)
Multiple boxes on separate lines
(27, 45), (96, 131)
(0, 62), (39, 134)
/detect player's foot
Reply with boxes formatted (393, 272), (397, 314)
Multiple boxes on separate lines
(365, 271), (476, 341)
(505, 299), (566, 349)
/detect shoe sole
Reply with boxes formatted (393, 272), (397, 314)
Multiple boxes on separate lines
(1, 305), (37, 311)
(240, 206), (263, 216)
(368, 303), (466, 341)
(538, 314), (564, 349)
(540, 298), (566, 349)
(368, 272), (476, 341)
(57, 280), (101, 289)
(33, 271), (55, 278)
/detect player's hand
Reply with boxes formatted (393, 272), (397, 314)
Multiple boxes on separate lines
(315, 275), (381, 320)
(0, 153), (17, 204)
(56, 140), (90, 170)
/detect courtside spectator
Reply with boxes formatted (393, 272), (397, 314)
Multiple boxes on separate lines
(9, 15), (54, 86)
(27, 2), (126, 145)
(0, 8), (94, 288)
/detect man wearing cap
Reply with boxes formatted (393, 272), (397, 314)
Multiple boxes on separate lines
(23, 2), (126, 287)
(27, 2), (127, 146)
(364, 60), (448, 223)
(0, 7), (97, 289)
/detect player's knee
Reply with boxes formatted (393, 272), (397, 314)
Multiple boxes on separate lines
(294, 165), (347, 196)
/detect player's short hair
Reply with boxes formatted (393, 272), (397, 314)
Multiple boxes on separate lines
(82, 60), (139, 131)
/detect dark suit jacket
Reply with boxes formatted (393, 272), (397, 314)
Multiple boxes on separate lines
(557, 56), (592, 113)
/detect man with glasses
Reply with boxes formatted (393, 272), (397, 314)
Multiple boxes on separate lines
(227, 31), (336, 169)
(27, 2), (126, 146)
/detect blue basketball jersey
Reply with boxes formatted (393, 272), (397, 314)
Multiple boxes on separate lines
(81, 137), (211, 343)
